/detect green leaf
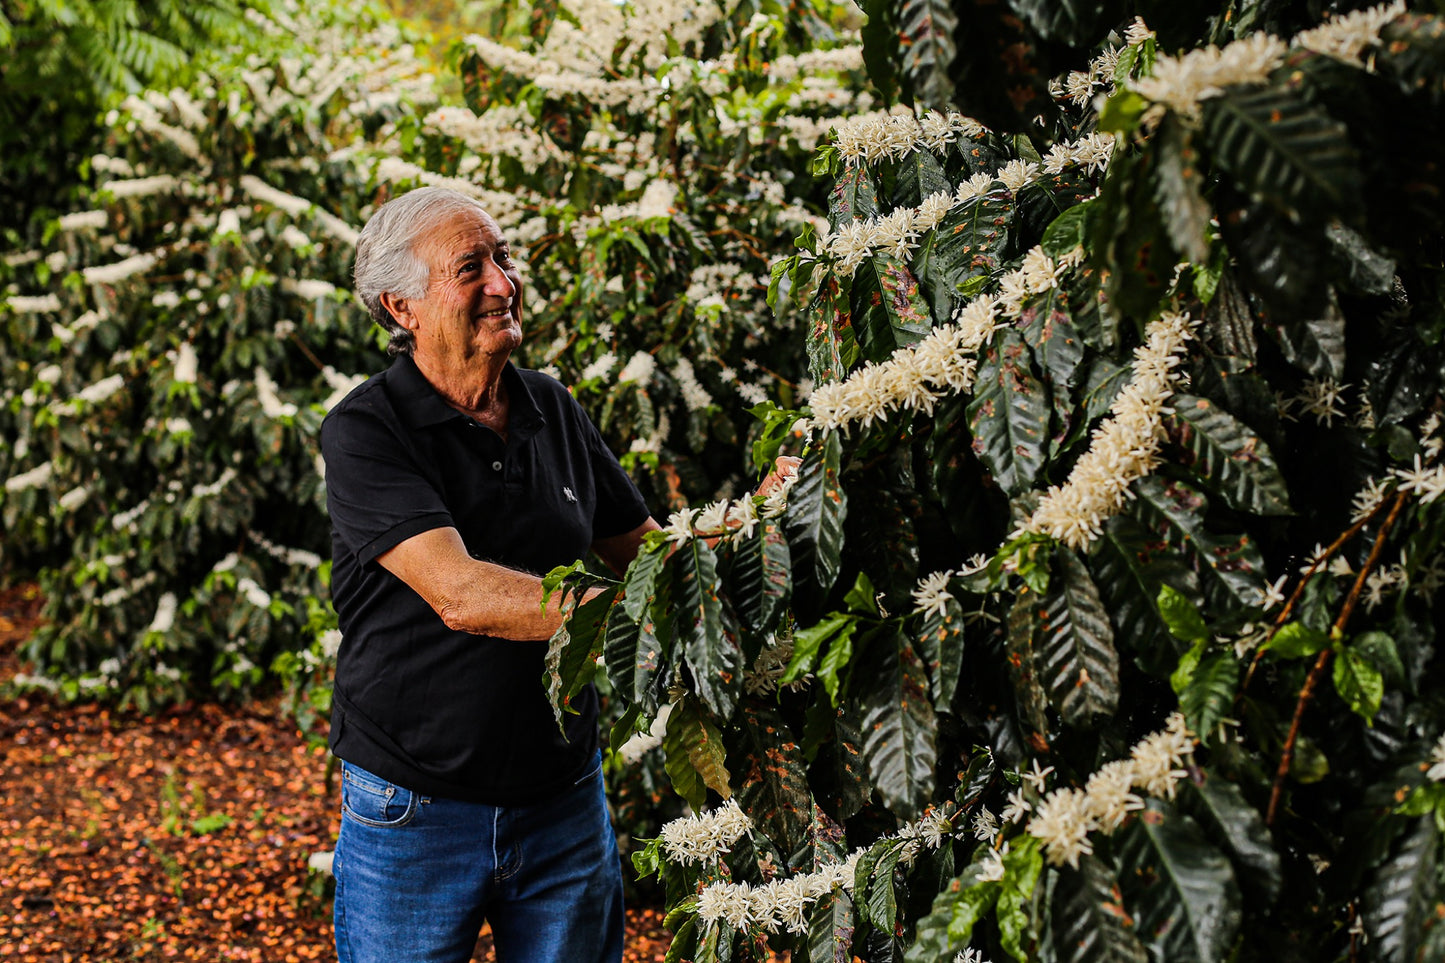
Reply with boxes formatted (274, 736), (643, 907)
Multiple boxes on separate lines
(1203, 83), (1364, 226)
(663, 696), (731, 809)
(728, 515), (791, 639)
(1158, 584), (1210, 646)
(997, 836), (1044, 962)
(891, 124), (951, 206)
(1168, 394), (1292, 516)
(783, 434), (848, 609)
(916, 584), (967, 712)
(1261, 622), (1329, 660)
(1007, 588), (1051, 739)
(1178, 773), (1282, 908)
(817, 623), (856, 707)
(1115, 799), (1243, 963)
(1018, 286), (1085, 405)
(807, 889), (857, 963)
(859, 840), (908, 933)
(543, 588), (616, 731)
(803, 272), (859, 384)
(1334, 646), (1385, 723)
(852, 255), (934, 363)
(830, 164), (882, 228)
(1354, 630), (1406, 687)
(1041, 200), (1092, 258)
(1261, 297), (1347, 381)
(1154, 117), (1212, 263)
(1178, 651), (1238, 743)
(1052, 854), (1148, 963)
(602, 598), (652, 715)
(1133, 476), (1267, 613)
(783, 614), (855, 686)
(912, 190), (1013, 321)
(1038, 548), (1120, 727)
(859, 0), (900, 105)
(1363, 815), (1439, 963)
(1099, 89), (1148, 134)
(729, 703), (812, 855)
(859, 628), (937, 820)
(968, 327), (1051, 496)
(898, 0), (958, 109)
(907, 866), (1000, 962)
(675, 538), (742, 719)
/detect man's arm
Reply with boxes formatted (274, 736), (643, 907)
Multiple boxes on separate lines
(377, 527), (573, 640)
(592, 517), (661, 575)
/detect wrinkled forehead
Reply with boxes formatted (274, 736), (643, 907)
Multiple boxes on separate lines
(415, 206), (507, 268)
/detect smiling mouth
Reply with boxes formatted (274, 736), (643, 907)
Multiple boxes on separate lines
(476, 305), (513, 323)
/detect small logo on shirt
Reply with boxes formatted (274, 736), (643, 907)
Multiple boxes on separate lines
(563, 486), (578, 503)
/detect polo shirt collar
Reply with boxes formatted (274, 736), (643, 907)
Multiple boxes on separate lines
(388, 353), (546, 442)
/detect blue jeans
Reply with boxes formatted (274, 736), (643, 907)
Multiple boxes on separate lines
(332, 755), (623, 963)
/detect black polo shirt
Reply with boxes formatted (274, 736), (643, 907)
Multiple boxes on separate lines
(320, 354), (650, 805)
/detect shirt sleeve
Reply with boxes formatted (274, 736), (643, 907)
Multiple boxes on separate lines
(577, 403), (651, 540)
(321, 404), (454, 566)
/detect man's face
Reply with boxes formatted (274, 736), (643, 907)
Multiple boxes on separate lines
(396, 207), (524, 377)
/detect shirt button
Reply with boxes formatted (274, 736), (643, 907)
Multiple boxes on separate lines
(492, 460), (503, 471)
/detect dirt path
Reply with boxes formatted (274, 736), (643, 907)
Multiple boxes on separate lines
(0, 583), (673, 962)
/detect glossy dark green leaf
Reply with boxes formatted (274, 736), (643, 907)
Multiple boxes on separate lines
(860, 628), (937, 820)
(1363, 815), (1439, 963)
(859, 0), (900, 105)
(1114, 799), (1243, 963)
(912, 191), (1013, 321)
(858, 840), (907, 933)
(728, 515), (791, 638)
(1203, 83), (1363, 225)
(830, 164), (882, 228)
(852, 255), (933, 363)
(1038, 548), (1119, 727)
(663, 695), (731, 809)
(1261, 297), (1347, 382)
(906, 865), (1000, 962)
(1018, 286), (1085, 403)
(1154, 116), (1212, 263)
(1178, 773), (1283, 907)
(1010, 0), (1128, 47)
(808, 889), (857, 963)
(898, 0), (958, 112)
(783, 434), (848, 609)
(1091, 148), (1175, 321)
(1168, 394), (1292, 516)
(1178, 651), (1238, 742)
(1090, 514), (1202, 675)
(916, 584), (967, 712)
(1007, 588), (1051, 739)
(1052, 854), (1148, 963)
(730, 703), (812, 856)
(675, 537), (742, 719)
(968, 327), (1051, 496)
(1133, 476), (1267, 613)
(543, 588), (616, 730)
(1200, 272), (1258, 363)
(1041, 201), (1092, 258)
(803, 272), (859, 385)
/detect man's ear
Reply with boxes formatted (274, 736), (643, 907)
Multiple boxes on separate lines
(378, 291), (418, 331)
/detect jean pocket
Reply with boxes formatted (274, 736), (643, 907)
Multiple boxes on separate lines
(341, 763), (419, 828)
(572, 755), (603, 786)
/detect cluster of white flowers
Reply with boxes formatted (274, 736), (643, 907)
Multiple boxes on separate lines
(805, 274), (1013, 432)
(1025, 713), (1194, 867)
(832, 109), (986, 167)
(147, 592), (179, 636)
(672, 357), (714, 412)
(66, 374), (128, 408)
(6, 294), (63, 314)
(617, 702), (673, 763)
(1021, 311), (1197, 549)
(743, 638), (807, 696)
(57, 210), (108, 232)
(1395, 456), (1445, 506)
(254, 367), (298, 419)
(101, 174), (181, 200)
(1134, 2), (1403, 117)
(248, 531), (323, 570)
(660, 798), (755, 866)
(4, 461), (54, 493)
(321, 366), (368, 411)
(617, 351), (657, 386)
(81, 251), (159, 287)
(236, 577), (273, 610)
(238, 174), (359, 247)
(1050, 17), (1156, 107)
(121, 93), (203, 161)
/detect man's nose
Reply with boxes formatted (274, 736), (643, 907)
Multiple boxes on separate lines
(484, 262), (515, 299)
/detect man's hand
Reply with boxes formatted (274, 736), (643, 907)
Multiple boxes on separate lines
(756, 456), (801, 499)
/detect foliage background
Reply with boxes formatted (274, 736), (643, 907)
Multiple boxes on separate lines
(5, 0), (1445, 960)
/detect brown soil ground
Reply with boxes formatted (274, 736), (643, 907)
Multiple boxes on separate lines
(0, 582), (675, 962)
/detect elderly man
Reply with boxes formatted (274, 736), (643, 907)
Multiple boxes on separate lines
(320, 186), (659, 963)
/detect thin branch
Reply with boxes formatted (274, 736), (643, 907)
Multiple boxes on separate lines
(1266, 490), (1409, 826)
(1242, 490), (1395, 692)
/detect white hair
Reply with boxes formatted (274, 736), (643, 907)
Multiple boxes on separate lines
(352, 187), (489, 356)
